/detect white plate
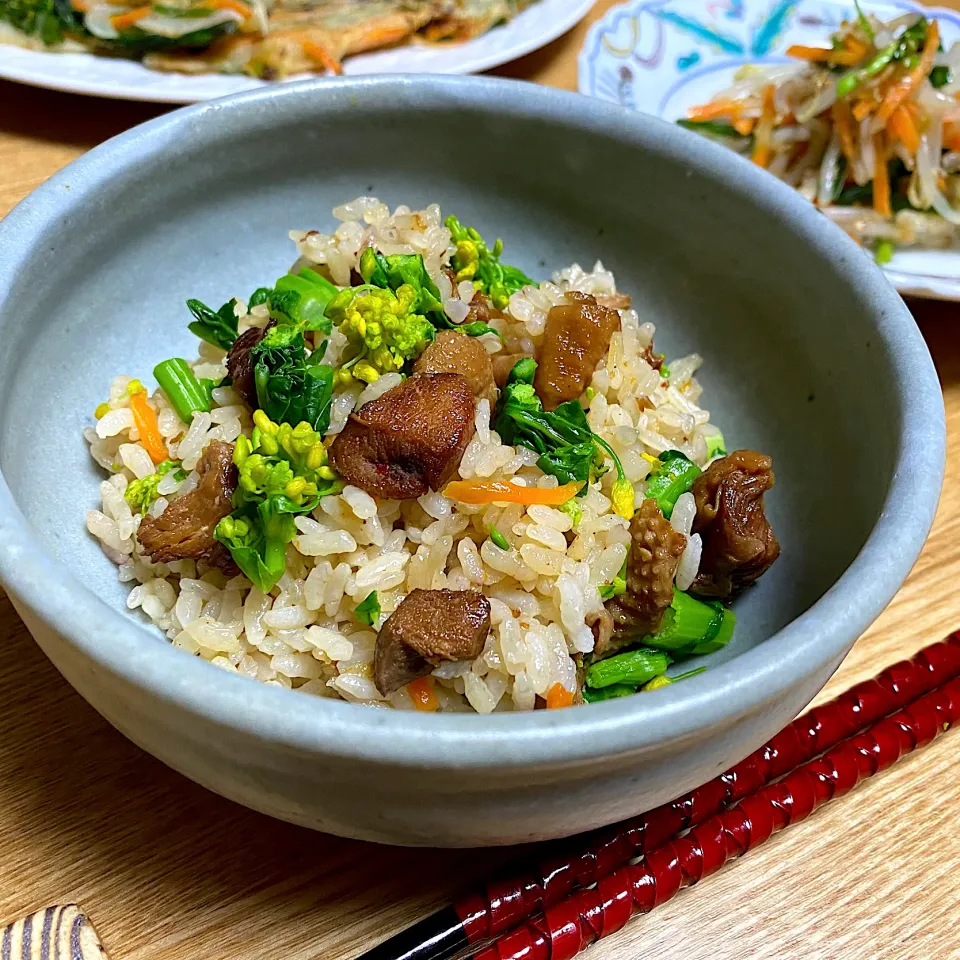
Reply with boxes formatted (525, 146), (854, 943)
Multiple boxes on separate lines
(579, 0), (960, 300)
(0, 0), (593, 103)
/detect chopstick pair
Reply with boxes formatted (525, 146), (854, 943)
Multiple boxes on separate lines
(359, 634), (960, 960)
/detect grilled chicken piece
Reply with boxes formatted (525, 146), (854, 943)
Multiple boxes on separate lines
(599, 499), (687, 659)
(374, 588), (491, 694)
(534, 291), (620, 411)
(691, 450), (780, 599)
(329, 373), (476, 500)
(413, 330), (497, 404)
(226, 320), (275, 406)
(138, 441), (237, 568)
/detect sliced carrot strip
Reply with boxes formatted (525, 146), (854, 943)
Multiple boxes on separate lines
(873, 133), (891, 219)
(129, 390), (168, 464)
(832, 100), (857, 163)
(71, 0), (89, 11)
(751, 84), (776, 168)
(300, 37), (342, 74)
(206, 0), (251, 16)
(109, 5), (152, 29)
(876, 20), (939, 128)
(786, 44), (833, 61)
(889, 104), (920, 155)
(546, 683), (575, 709)
(686, 98), (741, 122)
(443, 479), (583, 507)
(831, 38), (867, 66)
(407, 676), (439, 712)
(733, 116), (756, 135)
(852, 98), (875, 122)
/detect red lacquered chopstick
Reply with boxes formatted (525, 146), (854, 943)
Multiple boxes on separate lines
(357, 635), (960, 960)
(475, 673), (960, 960)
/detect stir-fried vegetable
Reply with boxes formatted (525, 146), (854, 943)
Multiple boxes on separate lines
(355, 591), (380, 626)
(0, 0), (80, 44)
(645, 589), (736, 656)
(445, 216), (535, 310)
(642, 666), (707, 691)
(442, 479), (583, 507)
(597, 557), (627, 601)
(643, 450), (701, 518)
(493, 358), (635, 517)
(124, 459), (184, 513)
(585, 648), (672, 690)
(250, 325), (334, 432)
(545, 683), (575, 709)
(488, 527), (511, 551)
(581, 683), (637, 703)
(681, 13), (960, 255)
(187, 297), (240, 351)
(326, 283), (435, 384)
(214, 411), (341, 592)
(154, 358), (214, 425)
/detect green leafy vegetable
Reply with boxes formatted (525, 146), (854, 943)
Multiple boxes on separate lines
(643, 450), (702, 518)
(931, 64), (952, 87)
(269, 267), (337, 333)
(445, 215), (535, 310)
(251, 325), (335, 432)
(186, 298), (240, 350)
(0, 0), (78, 44)
(492, 358), (635, 515)
(558, 499), (583, 528)
(123, 459), (185, 513)
(582, 683), (638, 703)
(355, 591), (381, 626)
(853, 0), (874, 42)
(154, 358), (212, 424)
(643, 589), (736, 656)
(489, 527), (510, 551)
(836, 17), (928, 98)
(705, 432), (727, 460)
(585, 648), (672, 690)
(598, 557), (628, 601)
(215, 411), (342, 593)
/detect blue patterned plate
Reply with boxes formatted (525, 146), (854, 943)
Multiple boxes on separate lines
(579, 0), (960, 300)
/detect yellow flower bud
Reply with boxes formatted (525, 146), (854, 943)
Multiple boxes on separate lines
(94, 402), (110, 420)
(317, 466), (336, 481)
(125, 379), (145, 397)
(336, 367), (355, 386)
(643, 675), (673, 692)
(233, 434), (252, 466)
(307, 444), (327, 471)
(285, 477), (307, 499)
(259, 432), (279, 456)
(354, 361), (380, 384)
(611, 477), (636, 520)
(253, 409), (277, 435)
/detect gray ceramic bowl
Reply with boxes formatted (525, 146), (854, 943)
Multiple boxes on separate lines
(0, 76), (945, 847)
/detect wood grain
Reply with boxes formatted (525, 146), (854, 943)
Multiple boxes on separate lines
(2, 4), (960, 957)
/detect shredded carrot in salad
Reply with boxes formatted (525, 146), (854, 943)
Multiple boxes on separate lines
(128, 389), (168, 464)
(443, 479), (583, 507)
(877, 20), (940, 127)
(109, 5), (152, 29)
(680, 13), (960, 255)
(751, 85), (776, 168)
(407, 677), (439, 712)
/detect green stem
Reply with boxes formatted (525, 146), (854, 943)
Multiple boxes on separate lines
(585, 648), (672, 690)
(643, 450), (701, 518)
(582, 683), (638, 702)
(644, 589), (736, 656)
(154, 358), (211, 424)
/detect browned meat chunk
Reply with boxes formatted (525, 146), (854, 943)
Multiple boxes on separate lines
(535, 291), (620, 411)
(492, 352), (534, 389)
(599, 499), (687, 658)
(691, 450), (781, 599)
(413, 330), (497, 405)
(641, 343), (664, 373)
(138, 440), (237, 566)
(226, 320), (276, 406)
(374, 588), (492, 695)
(329, 373), (476, 500)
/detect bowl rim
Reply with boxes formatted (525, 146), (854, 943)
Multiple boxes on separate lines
(0, 74), (945, 770)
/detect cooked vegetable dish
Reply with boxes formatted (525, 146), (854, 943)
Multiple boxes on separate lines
(0, 0), (536, 77)
(85, 197), (780, 712)
(681, 9), (960, 261)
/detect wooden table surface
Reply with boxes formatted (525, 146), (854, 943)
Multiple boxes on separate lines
(2, 4), (960, 958)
